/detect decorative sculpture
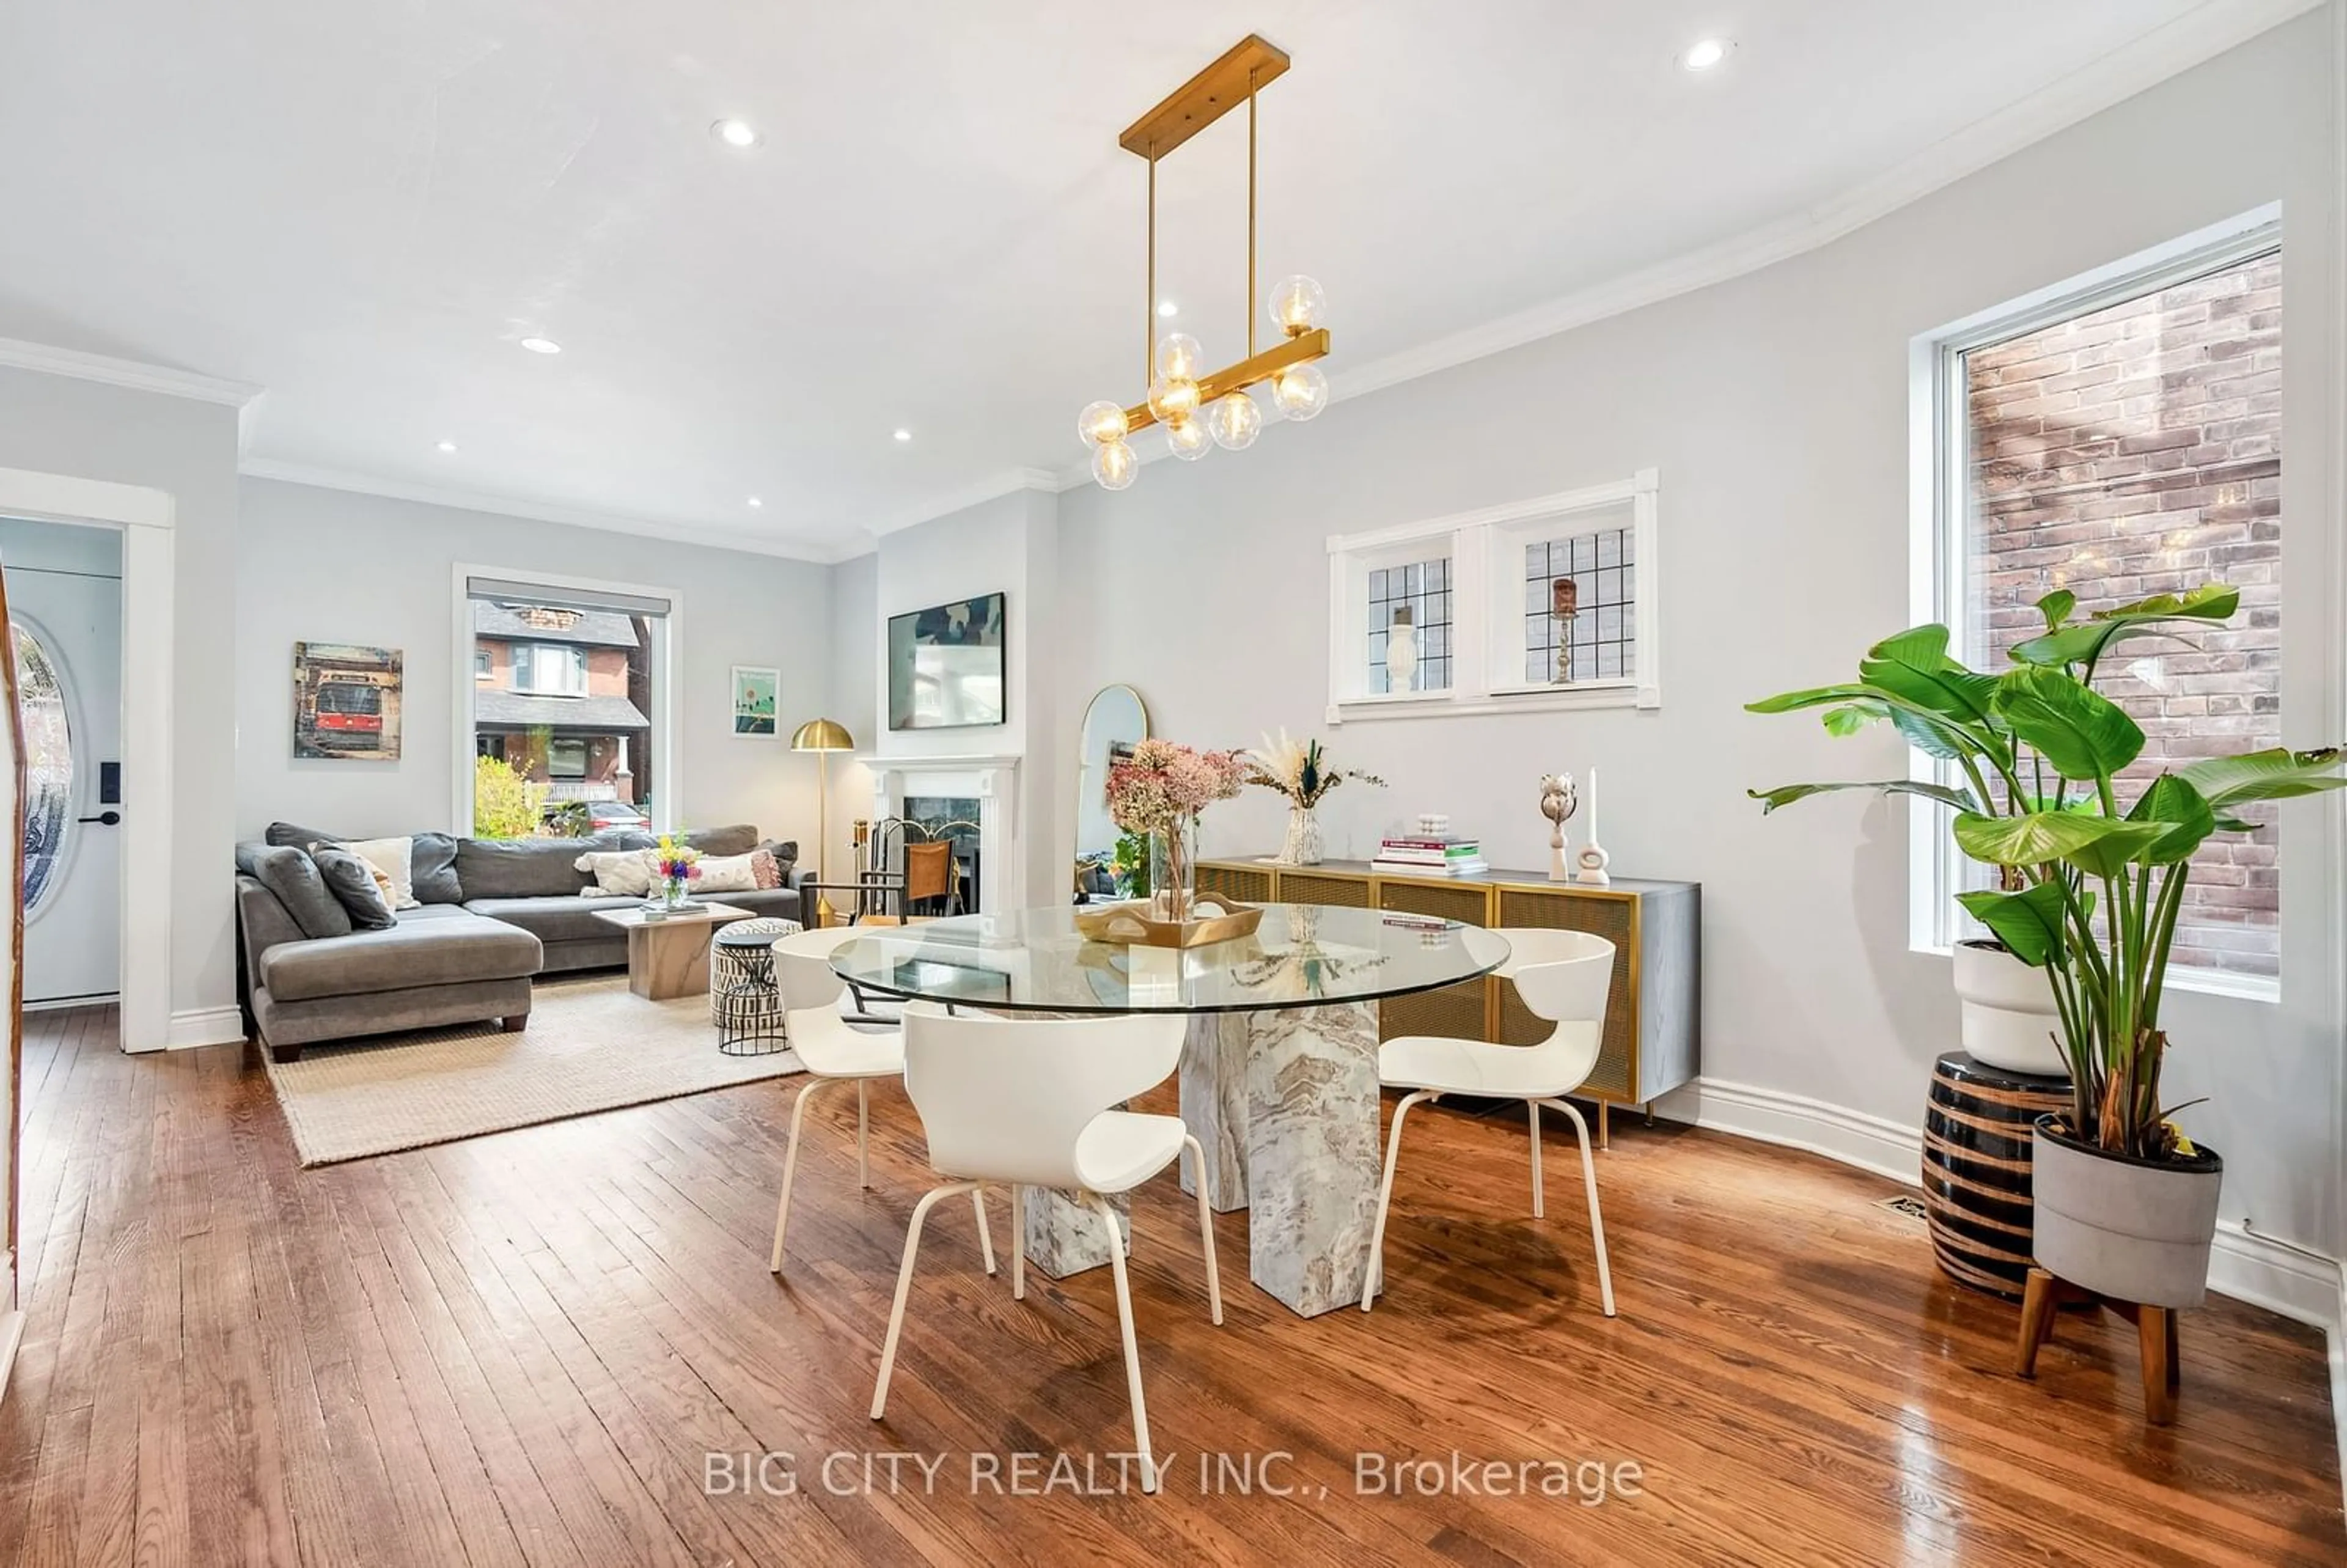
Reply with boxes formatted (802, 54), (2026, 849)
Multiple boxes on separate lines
(1551, 576), (1579, 683)
(1538, 773), (1577, 883)
(1576, 765), (1613, 886)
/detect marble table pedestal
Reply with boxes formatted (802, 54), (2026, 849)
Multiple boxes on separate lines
(1180, 999), (1383, 1317)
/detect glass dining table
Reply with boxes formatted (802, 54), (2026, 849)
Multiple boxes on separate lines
(829, 903), (1511, 1317)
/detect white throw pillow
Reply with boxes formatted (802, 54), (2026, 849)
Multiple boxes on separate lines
(574, 848), (656, 896)
(339, 835), (418, 910)
(692, 852), (760, 893)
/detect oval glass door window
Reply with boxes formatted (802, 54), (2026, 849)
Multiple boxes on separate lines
(13, 621), (73, 912)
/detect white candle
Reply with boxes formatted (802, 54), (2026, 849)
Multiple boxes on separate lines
(1586, 766), (1599, 844)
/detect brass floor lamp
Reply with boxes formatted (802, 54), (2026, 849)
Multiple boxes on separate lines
(790, 718), (854, 925)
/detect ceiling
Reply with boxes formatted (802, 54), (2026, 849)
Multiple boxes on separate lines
(0, 1), (2242, 559)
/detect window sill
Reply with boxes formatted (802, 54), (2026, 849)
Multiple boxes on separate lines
(1915, 942), (2280, 1006)
(1329, 682), (1655, 724)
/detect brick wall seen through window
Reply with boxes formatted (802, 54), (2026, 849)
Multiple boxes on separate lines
(1961, 248), (2282, 977)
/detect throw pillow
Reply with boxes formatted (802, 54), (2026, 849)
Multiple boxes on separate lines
(312, 846), (398, 930)
(243, 844), (353, 939)
(750, 849), (781, 890)
(339, 835), (419, 910)
(693, 852), (760, 893)
(573, 848), (656, 897)
(684, 823), (760, 857)
(264, 821), (345, 852)
(410, 832), (465, 903)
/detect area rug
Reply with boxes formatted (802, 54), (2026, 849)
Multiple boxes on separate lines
(264, 974), (801, 1167)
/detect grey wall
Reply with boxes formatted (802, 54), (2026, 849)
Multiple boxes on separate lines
(845, 15), (2345, 1264)
(235, 477), (837, 849)
(0, 369), (241, 1023)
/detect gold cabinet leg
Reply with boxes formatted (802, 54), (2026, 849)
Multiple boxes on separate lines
(1598, 1101), (1609, 1151)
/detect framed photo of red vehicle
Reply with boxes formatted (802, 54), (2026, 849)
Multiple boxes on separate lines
(293, 642), (403, 761)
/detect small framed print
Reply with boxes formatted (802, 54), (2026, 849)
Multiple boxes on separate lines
(730, 665), (780, 737)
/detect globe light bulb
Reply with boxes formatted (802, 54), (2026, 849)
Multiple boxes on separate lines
(1092, 438), (1138, 490)
(1077, 399), (1129, 447)
(1271, 362), (1329, 421)
(1147, 375), (1201, 425)
(1155, 332), (1205, 381)
(1166, 416), (1212, 462)
(1208, 392), (1262, 450)
(1268, 275), (1326, 337)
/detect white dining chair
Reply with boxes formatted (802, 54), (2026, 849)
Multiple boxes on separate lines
(870, 1003), (1222, 1494)
(766, 926), (994, 1277)
(1363, 927), (1617, 1317)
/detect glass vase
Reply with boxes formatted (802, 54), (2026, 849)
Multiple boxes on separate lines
(1276, 804), (1324, 866)
(661, 876), (689, 912)
(1147, 818), (1198, 923)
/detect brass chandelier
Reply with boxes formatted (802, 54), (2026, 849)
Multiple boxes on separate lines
(1077, 35), (1330, 489)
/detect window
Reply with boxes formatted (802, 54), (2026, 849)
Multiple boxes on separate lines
(1325, 471), (1659, 720)
(463, 574), (671, 835)
(12, 621), (72, 914)
(512, 642), (588, 697)
(1919, 211), (2282, 987)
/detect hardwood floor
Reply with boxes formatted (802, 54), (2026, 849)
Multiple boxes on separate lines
(0, 1004), (2337, 1567)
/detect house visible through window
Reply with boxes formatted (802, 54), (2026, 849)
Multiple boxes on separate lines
(1934, 225), (2282, 982)
(465, 580), (668, 835)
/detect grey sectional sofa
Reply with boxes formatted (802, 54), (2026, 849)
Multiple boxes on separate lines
(235, 822), (812, 1061)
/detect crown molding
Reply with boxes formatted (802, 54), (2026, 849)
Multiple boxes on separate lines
(1036, 0), (2328, 497)
(856, 467), (1062, 543)
(0, 334), (263, 408)
(237, 459), (856, 565)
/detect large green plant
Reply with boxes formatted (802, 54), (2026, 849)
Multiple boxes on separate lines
(1747, 584), (2343, 1160)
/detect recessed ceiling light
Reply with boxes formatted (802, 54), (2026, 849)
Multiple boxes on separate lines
(1158, 300), (1179, 317)
(893, 428), (913, 442)
(711, 118), (762, 150)
(747, 496), (763, 508)
(1680, 37), (1730, 72)
(435, 439), (458, 453)
(519, 335), (562, 355)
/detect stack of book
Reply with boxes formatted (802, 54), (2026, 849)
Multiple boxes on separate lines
(1370, 834), (1489, 877)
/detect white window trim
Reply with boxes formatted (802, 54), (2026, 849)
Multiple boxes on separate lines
(1326, 469), (1660, 724)
(451, 564), (683, 836)
(1906, 202), (2284, 1002)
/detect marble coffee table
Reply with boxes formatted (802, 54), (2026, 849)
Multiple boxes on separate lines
(592, 901), (757, 1001)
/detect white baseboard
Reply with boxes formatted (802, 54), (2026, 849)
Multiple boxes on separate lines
(163, 1005), (247, 1051)
(0, 1308), (22, 1410)
(1654, 1076), (1924, 1187)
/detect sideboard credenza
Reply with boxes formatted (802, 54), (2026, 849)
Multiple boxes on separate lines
(1196, 858), (1700, 1144)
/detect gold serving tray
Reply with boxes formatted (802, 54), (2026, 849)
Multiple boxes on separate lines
(1073, 893), (1265, 950)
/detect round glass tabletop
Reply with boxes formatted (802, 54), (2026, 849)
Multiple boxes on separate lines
(826, 903), (1511, 1014)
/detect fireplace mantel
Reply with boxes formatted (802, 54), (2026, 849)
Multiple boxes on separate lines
(858, 753), (1023, 912)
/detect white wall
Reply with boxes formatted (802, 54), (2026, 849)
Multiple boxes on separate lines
(235, 477), (836, 849)
(868, 488), (1063, 901)
(844, 14), (2346, 1273)
(0, 369), (241, 1027)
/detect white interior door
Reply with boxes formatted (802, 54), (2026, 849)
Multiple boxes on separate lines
(6, 561), (122, 1006)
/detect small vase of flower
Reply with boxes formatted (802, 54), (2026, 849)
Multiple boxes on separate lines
(652, 833), (701, 912)
(1243, 729), (1385, 867)
(1106, 739), (1246, 923)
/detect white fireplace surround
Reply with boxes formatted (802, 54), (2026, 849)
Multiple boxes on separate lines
(859, 753), (1023, 914)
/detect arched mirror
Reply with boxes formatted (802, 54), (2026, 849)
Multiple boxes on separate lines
(1072, 684), (1148, 898)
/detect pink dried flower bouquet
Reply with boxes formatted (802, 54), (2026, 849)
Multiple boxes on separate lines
(1106, 739), (1245, 835)
(1105, 739), (1244, 918)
